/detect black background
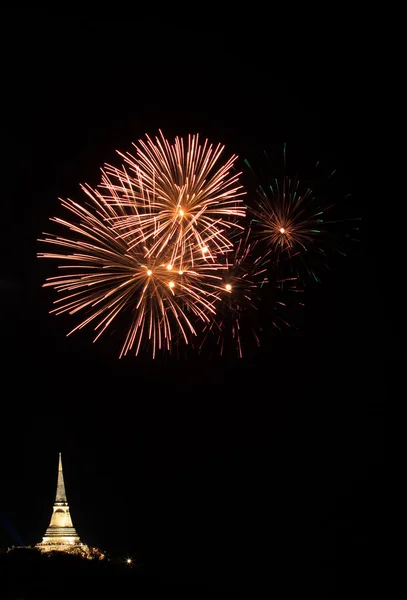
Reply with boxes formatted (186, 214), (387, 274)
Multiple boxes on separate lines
(2, 16), (383, 592)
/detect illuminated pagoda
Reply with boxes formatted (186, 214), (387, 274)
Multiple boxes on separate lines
(36, 452), (88, 555)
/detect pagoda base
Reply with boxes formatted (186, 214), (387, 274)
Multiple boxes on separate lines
(36, 540), (91, 556)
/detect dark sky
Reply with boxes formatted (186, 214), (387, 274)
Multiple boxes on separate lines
(2, 17), (383, 591)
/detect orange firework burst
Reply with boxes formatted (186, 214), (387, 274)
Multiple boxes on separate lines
(38, 183), (230, 358)
(99, 131), (246, 268)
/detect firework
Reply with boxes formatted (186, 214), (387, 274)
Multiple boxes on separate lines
(245, 145), (341, 283)
(99, 131), (246, 268)
(38, 136), (352, 359)
(38, 183), (231, 358)
(199, 225), (268, 358)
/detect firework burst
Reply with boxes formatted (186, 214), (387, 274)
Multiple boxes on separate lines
(38, 183), (230, 358)
(198, 224), (268, 358)
(245, 145), (343, 283)
(99, 131), (246, 268)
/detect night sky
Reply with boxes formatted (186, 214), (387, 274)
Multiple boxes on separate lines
(2, 17), (383, 591)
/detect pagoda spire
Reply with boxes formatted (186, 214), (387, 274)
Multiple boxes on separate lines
(55, 452), (68, 504)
